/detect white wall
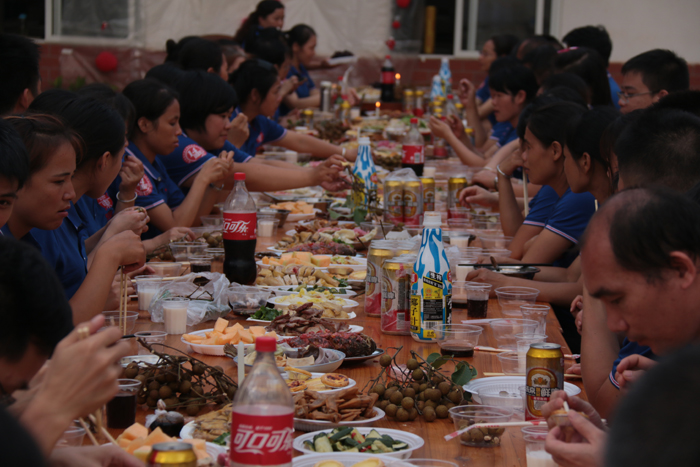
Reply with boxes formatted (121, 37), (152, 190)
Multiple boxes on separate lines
(558, 0), (700, 64)
(141, 0), (392, 56)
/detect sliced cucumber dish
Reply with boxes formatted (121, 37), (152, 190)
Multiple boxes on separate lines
(303, 428), (409, 454)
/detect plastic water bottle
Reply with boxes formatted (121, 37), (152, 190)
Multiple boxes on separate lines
(410, 212), (452, 342)
(223, 173), (257, 285)
(401, 118), (425, 176)
(351, 137), (378, 209)
(445, 94), (458, 118)
(439, 57), (452, 95)
(230, 336), (293, 467)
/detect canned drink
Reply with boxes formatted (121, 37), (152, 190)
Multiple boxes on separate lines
(403, 89), (414, 114)
(148, 442), (197, 467)
(447, 176), (468, 210)
(381, 258), (414, 335)
(525, 343), (564, 421)
(384, 180), (404, 224)
(403, 180), (423, 226)
(302, 109), (314, 127)
(420, 177), (436, 212)
(366, 241), (396, 317)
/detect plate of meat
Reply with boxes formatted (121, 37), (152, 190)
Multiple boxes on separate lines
(284, 330), (379, 359)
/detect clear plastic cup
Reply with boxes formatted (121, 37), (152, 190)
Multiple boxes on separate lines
(169, 242), (207, 261)
(478, 234), (513, 250)
(524, 434), (557, 466)
(521, 304), (550, 335)
(56, 423), (86, 447)
(205, 248), (225, 273)
(101, 311), (139, 334)
(495, 286), (540, 317)
(496, 351), (522, 375)
(465, 282), (492, 319)
(134, 330), (167, 354)
(257, 217), (278, 237)
(189, 254), (213, 273)
(162, 298), (189, 335)
(447, 218), (472, 230)
(134, 276), (163, 311)
(106, 379), (141, 429)
(434, 324), (482, 357)
(451, 256), (479, 282)
(516, 333), (548, 373)
(489, 318), (539, 350)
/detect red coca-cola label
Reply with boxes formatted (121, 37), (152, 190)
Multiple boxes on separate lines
(230, 412), (293, 464)
(402, 144), (424, 164)
(434, 145), (447, 158)
(381, 71), (395, 84)
(223, 212), (257, 240)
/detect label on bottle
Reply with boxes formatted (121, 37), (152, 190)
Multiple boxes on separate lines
(230, 412), (294, 464)
(402, 144), (424, 164)
(381, 71), (395, 84)
(223, 212), (257, 241)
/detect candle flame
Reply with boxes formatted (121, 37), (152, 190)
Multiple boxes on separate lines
(395, 73), (401, 80)
(375, 101), (381, 108)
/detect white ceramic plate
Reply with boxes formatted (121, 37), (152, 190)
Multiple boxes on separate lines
(283, 372), (356, 393)
(327, 55), (357, 66)
(293, 453), (396, 467)
(268, 295), (359, 312)
(294, 408), (385, 432)
(232, 349), (346, 373)
(285, 210), (321, 222)
(463, 376), (581, 404)
(264, 286), (357, 299)
(293, 427), (424, 459)
(120, 355), (161, 367)
(181, 328), (280, 356)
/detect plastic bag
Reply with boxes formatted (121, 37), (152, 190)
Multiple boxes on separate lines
(149, 272), (230, 326)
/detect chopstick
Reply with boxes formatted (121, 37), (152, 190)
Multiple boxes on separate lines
(475, 346), (580, 359)
(482, 372), (582, 379)
(89, 413), (118, 445)
(445, 420), (548, 441)
(76, 325), (107, 446)
(456, 263), (553, 267)
(78, 417), (99, 446)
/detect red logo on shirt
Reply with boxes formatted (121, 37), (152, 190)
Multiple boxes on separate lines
(183, 144), (207, 163)
(97, 193), (113, 210)
(256, 132), (265, 144)
(135, 175), (153, 196)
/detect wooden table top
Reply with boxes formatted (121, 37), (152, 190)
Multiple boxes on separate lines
(113, 228), (584, 466)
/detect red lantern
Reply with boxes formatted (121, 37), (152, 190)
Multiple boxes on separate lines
(95, 51), (118, 73)
(386, 37), (396, 51)
(396, 0), (410, 8)
(392, 19), (401, 29)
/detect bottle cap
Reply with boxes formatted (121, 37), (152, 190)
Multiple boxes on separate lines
(234, 172), (246, 181)
(255, 335), (276, 352)
(423, 211), (442, 228)
(410, 118), (418, 124)
(359, 137), (371, 145)
(385, 55), (391, 59)
(447, 94), (453, 99)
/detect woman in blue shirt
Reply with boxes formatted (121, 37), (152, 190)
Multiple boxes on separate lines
(230, 59), (359, 160)
(4, 114), (146, 324)
(280, 24), (320, 115)
(233, 0), (285, 46)
(115, 78), (232, 238)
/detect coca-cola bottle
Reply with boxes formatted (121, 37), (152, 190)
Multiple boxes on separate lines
(230, 336), (293, 467)
(380, 55), (395, 103)
(223, 173), (257, 285)
(401, 117), (425, 176)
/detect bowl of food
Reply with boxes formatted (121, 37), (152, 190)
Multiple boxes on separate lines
(293, 427), (424, 459)
(228, 284), (272, 316)
(489, 319), (539, 350)
(473, 265), (541, 280)
(259, 208), (291, 228)
(495, 286), (540, 317)
(474, 385), (524, 413)
(147, 262), (183, 277)
(169, 242), (207, 261)
(200, 215), (223, 227)
(449, 405), (514, 447)
(102, 311), (139, 334)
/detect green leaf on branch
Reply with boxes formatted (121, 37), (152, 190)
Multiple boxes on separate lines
(353, 207), (368, 225)
(426, 353), (450, 370)
(451, 361), (478, 387)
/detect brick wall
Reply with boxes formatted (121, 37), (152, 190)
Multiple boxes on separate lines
(38, 43), (700, 92)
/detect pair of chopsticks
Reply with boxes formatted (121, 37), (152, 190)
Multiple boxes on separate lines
(76, 326), (119, 447)
(118, 271), (128, 335)
(474, 346), (580, 359)
(444, 420), (548, 441)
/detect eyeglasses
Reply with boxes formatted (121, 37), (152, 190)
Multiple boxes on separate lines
(617, 91), (653, 103)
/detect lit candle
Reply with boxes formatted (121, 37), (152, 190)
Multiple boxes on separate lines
(395, 72), (401, 88)
(237, 340), (245, 385)
(375, 101), (381, 117)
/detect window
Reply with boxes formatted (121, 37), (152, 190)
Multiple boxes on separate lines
(44, 0), (142, 45)
(1, 0), (45, 38)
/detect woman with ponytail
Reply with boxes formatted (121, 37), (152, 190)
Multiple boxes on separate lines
(233, 1), (285, 45)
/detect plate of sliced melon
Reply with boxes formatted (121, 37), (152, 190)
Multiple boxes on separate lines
(181, 318), (282, 356)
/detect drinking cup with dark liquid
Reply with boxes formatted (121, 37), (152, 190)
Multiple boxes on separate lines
(465, 282), (492, 319)
(106, 379), (141, 429)
(189, 255), (213, 273)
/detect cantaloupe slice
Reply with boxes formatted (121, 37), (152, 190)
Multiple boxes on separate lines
(249, 326), (266, 337)
(280, 253), (294, 264)
(265, 331), (278, 340)
(214, 318), (229, 333)
(292, 252), (312, 263)
(145, 427), (172, 445)
(239, 329), (254, 344)
(133, 446), (152, 462)
(126, 437), (148, 454)
(121, 422), (148, 441)
(118, 437), (132, 449)
(312, 255), (331, 267)
(182, 334), (205, 343)
(194, 448), (210, 460)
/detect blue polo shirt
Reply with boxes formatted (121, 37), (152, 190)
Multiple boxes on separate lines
(608, 72), (621, 110)
(108, 142), (185, 239)
(158, 134), (252, 187)
(522, 185), (559, 228)
(29, 202), (89, 300)
(544, 188), (596, 267)
(490, 121), (517, 148)
(232, 108), (287, 155)
(610, 339), (654, 389)
(280, 63), (315, 116)
(75, 195), (113, 237)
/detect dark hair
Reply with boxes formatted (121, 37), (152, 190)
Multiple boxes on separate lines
(5, 114), (82, 178)
(164, 36), (199, 63)
(652, 90), (700, 118)
(122, 79), (179, 139)
(543, 86), (588, 108)
(686, 181), (700, 206)
(587, 187), (700, 282)
(0, 34), (41, 115)
(27, 89), (77, 115)
(621, 49), (689, 94)
(489, 34), (519, 57)
(244, 27), (291, 67)
(77, 83), (136, 137)
(516, 34), (563, 59)
(562, 25), (613, 67)
(616, 108), (700, 192)
(218, 39), (247, 70)
(565, 106), (619, 188)
(522, 45), (558, 84)
(0, 237), (74, 360)
(177, 71), (237, 132)
(489, 61), (539, 103)
(600, 113), (635, 192)
(233, 0), (285, 44)
(516, 94), (561, 140)
(56, 97), (126, 169)
(0, 119), (29, 189)
(178, 38), (224, 75)
(145, 64), (187, 89)
(284, 24), (316, 48)
(230, 59), (279, 106)
(541, 72), (591, 105)
(605, 344), (700, 466)
(554, 47), (613, 106)
(525, 100), (587, 150)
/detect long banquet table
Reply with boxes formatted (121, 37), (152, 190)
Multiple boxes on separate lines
(114, 227), (584, 466)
